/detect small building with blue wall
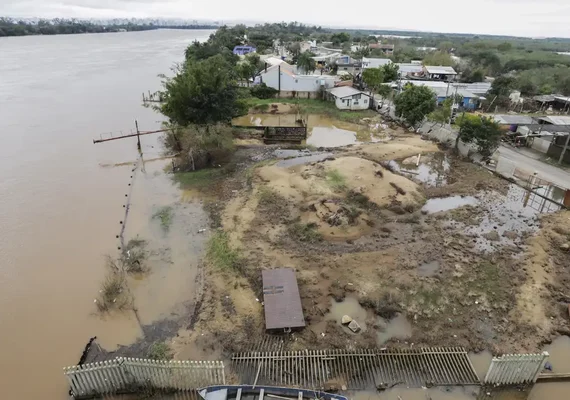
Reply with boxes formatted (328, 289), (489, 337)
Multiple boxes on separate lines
(233, 45), (257, 56)
(433, 87), (481, 110)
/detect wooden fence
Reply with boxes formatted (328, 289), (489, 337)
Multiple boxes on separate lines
(484, 352), (548, 386)
(64, 357), (225, 399)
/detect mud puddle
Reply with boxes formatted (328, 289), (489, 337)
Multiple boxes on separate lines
(376, 313), (412, 345)
(327, 296), (369, 332)
(468, 350), (492, 381)
(326, 297), (412, 344)
(388, 153), (450, 186)
(422, 196), (478, 213)
(233, 113), (384, 147)
(418, 260), (440, 277)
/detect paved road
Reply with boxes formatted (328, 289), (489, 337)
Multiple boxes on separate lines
(498, 146), (570, 189)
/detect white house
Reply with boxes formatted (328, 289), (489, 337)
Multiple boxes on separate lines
(327, 87), (371, 110)
(257, 62), (338, 98)
(362, 57), (392, 69)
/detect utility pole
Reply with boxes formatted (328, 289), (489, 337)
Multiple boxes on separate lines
(559, 132), (570, 164)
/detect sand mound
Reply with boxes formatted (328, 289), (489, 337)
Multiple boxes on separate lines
(354, 136), (439, 162)
(256, 156), (424, 240)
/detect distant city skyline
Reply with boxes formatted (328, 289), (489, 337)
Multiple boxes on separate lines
(1, 0), (569, 38)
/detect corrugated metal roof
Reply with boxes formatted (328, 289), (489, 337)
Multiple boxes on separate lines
(424, 66), (457, 75)
(433, 87), (477, 99)
(464, 82), (492, 95)
(262, 268), (305, 330)
(539, 116), (570, 125)
(328, 86), (366, 98)
(397, 63), (424, 74)
(533, 95), (557, 103)
(493, 115), (536, 125)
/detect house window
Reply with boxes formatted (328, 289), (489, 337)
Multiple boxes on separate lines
(343, 67), (348, 70)
(354, 94), (361, 100)
(295, 79), (298, 83)
(342, 99), (346, 103)
(354, 101), (359, 105)
(364, 99), (368, 104)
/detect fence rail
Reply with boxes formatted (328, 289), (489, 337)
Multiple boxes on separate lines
(64, 357), (225, 399)
(231, 347), (480, 389)
(484, 352), (548, 386)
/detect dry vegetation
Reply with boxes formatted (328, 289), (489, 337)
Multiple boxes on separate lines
(167, 132), (570, 360)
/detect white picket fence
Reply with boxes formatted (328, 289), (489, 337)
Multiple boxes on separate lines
(484, 352), (548, 386)
(64, 357), (225, 398)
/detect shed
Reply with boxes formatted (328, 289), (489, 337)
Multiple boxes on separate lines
(432, 87), (481, 110)
(262, 268), (305, 331)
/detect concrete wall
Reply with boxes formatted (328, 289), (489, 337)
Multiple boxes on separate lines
(277, 91), (318, 99)
(531, 137), (552, 154)
(547, 144), (570, 164)
(418, 122), (478, 158)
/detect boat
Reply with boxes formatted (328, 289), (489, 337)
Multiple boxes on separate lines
(199, 385), (348, 400)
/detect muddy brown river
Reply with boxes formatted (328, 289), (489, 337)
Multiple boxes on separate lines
(0, 29), (213, 399)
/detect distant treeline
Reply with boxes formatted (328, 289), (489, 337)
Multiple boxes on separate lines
(0, 18), (218, 37)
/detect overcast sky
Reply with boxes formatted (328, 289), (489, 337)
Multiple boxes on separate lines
(2, 0), (570, 38)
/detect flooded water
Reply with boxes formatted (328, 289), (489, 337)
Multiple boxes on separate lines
(0, 29), (213, 399)
(233, 114), (381, 147)
(422, 196), (479, 213)
(388, 153), (450, 186)
(274, 149), (334, 167)
(327, 296), (370, 332)
(375, 313), (412, 345)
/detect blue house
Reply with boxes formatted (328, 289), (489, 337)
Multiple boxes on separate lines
(233, 45), (256, 56)
(433, 87), (481, 110)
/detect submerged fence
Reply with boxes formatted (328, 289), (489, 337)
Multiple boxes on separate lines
(231, 348), (480, 389)
(484, 352), (548, 386)
(64, 357), (225, 398)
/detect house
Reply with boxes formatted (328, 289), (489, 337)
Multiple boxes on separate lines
(492, 115), (536, 131)
(362, 57), (392, 69)
(257, 62), (337, 98)
(327, 86), (371, 110)
(432, 87), (481, 110)
(233, 45), (256, 56)
(336, 56), (362, 75)
(369, 43), (395, 55)
(423, 66), (457, 81)
(300, 40), (318, 53)
(396, 63), (424, 78)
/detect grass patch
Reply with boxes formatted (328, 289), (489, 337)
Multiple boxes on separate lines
(326, 169), (347, 192)
(174, 168), (226, 190)
(288, 222), (322, 243)
(473, 262), (508, 303)
(152, 206), (173, 232)
(95, 272), (131, 312)
(246, 98), (377, 124)
(147, 342), (173, 361)
(346, 190), (371, 208)
(207, 231), (243, 271)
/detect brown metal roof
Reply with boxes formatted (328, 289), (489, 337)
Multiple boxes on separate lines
(262, 268), (305, 330)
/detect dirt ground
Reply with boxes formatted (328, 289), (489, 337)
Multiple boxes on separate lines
(171, 132), (570, 362)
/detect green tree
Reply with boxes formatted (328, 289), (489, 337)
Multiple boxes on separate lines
(297, 51), (317, 74)
(427, 98), (452, 126)
(489, 75), (516, 97)
(456, 115), (502, 157)
(381, 63), (399, 82)
(394, 85), (436, 128)
(377, 85), (392, 107)
(237, 61), (257, 86)
(157, 55), (246, 126)
(362, 67), (384, 95)
(423, 51), (454, 66)
(497, 42), (513, 52)
(438, 41), (454, 52)
(331, 32), (351, 46)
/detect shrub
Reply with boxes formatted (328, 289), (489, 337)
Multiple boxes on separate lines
(250, 83), (278, 99)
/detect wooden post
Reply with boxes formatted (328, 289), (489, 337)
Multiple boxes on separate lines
(135, 120), (141, 151)
(558, 133), (570, 165)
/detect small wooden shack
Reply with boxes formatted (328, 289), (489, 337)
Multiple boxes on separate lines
(262, 268), (305, 331)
